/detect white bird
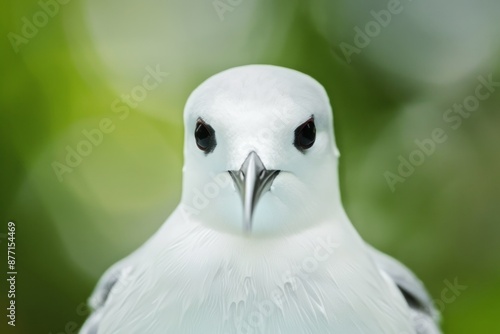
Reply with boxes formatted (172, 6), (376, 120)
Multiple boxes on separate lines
(81, 65), (441, 334)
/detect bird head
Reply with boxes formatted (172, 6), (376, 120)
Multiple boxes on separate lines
(181, 65), (341, 237)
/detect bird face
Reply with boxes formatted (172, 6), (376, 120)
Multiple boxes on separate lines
(181, 65), (341, 236)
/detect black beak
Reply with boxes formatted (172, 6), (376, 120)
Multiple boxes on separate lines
(228, 152), (280, 232)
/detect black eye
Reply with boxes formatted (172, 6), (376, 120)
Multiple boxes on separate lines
(294, 117), (316, 152)
(195, 119), (216, 153)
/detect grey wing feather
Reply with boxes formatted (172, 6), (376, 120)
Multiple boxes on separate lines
(367, 244), (442, 334)
(79, 309), (102, 334)
(80, 259), (133, 334)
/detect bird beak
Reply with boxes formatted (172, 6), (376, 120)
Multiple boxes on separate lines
(229, 151), (280, 232)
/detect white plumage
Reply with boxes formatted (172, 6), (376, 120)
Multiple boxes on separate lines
(81, 65), (440, 334)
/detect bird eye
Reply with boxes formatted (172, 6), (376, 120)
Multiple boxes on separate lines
(195, 119), (216, 153)
(294, 117), (316, 151)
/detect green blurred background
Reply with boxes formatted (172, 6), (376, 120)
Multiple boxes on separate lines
(1, 0), (500, 333)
